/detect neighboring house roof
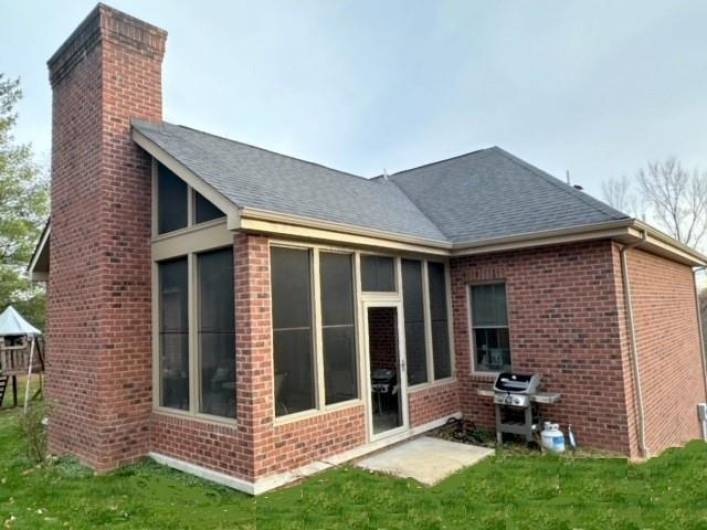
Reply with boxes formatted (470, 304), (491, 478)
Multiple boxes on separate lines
(132, 120), (447, 242)
(389, 147), (628, 244)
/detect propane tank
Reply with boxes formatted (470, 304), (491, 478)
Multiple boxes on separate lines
(541, 422), (565, 454)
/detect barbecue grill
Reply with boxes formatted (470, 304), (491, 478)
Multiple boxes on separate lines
(493, 372), (541, 408)
(476, 372), (560, 444)
(371, 368), (397, 414)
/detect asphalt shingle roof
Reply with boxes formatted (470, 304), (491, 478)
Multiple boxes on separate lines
(133, 120), (629, 246)
(390, 147), (628, 243)
(134, 120), (446, 242)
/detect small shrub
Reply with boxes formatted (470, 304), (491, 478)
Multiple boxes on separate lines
(17, 402), (48, 464)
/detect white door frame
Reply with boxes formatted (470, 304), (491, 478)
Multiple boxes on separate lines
(362, 300), (410, 442)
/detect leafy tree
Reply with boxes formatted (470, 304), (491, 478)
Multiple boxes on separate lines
(0, 74), (49, 330)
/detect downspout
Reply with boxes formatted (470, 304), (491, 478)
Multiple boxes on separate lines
(692, 266), (707, 440)
(620, 230), (648, 458)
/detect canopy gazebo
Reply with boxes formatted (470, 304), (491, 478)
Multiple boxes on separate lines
(0, 306), (44, 409)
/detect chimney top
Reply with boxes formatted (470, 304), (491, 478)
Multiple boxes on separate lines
(48, 3), (167, 87)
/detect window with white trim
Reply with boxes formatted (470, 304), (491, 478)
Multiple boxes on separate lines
(470, 283), (511, 373)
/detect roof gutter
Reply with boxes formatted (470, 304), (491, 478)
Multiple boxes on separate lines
(450, 219), (637, 256)
(620, 228), (649, 458)
(238, 207), (452, 256)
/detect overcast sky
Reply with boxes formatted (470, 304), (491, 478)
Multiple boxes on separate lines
(3, 0), (707, 199)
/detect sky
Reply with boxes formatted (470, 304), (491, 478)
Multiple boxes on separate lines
(2, 0), (707, 200)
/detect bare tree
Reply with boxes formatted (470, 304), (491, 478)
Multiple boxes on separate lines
(637, 157), (707, 249)
(602, 175), (633, 213)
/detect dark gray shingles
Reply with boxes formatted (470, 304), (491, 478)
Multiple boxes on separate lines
(134, 120), (629, 246)
(390, 147), (629, 244)
(133, 120), (446, 242)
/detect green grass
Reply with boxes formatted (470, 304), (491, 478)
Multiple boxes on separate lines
(1, 375), (41, 410)
(1, 408), (707, 530)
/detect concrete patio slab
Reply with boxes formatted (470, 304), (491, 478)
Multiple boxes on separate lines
(355, 436), (494, 485)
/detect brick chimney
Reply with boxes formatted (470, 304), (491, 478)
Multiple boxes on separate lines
(46, 4), (166, 470)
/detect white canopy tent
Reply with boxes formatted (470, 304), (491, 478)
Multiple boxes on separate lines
(0, 306), (42, 412)
(0, 306), (41, 337)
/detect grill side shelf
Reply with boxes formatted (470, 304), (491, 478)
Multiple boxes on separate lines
(475, 386), (561, 404)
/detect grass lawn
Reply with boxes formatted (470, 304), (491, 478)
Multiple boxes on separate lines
(1, 408), (707, 529)
(0, 375), (41, 411)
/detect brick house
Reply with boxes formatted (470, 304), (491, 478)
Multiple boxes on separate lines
(28, 4), (707, 495)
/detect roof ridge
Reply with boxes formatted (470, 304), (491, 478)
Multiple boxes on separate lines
(390, 147), (492, 178)
(164, 121), (375, 183)
(389, 179), (453, 240)
(490, 147), (628, 220)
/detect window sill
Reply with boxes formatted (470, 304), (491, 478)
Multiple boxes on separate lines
(274, 400), (363, 427)
(152, 407), (239, 428)
(468, 372), (498, 383)
(152, 218), (227, 243)
(407, 377), (457, 394)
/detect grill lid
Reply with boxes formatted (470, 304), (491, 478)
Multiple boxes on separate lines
(493, 372), (540, 394)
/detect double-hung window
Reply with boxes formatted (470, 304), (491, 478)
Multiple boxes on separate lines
(470, 283), (511, 373)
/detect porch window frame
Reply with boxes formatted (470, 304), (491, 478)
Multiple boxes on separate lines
(467, 280), (512, 375)
(360, 252), (399, 294)
(404, 259), (456, 390)
(152, 162), (230, 241)
(151, 159), (238, 426)
(269, 242), (456, 420)
(270, 240), (364, 425)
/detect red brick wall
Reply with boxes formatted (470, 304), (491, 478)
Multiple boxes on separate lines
(624, 247), (707, 455)
(451, 241), (634, 454)
(147, 235), (255, 481)
(408, 381), (459, 427)
(368, 307), (397, 371)
(148, 234), (367, 481)
(263, 405), (366, 475)
(248, 237), (366, 478)
(150, 414), (250, 479)
(46, 5), (165, 470)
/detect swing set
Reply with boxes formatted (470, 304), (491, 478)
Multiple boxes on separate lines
(0, 306), (44, 411)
